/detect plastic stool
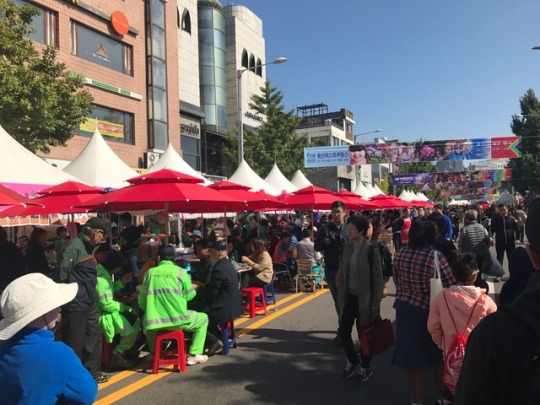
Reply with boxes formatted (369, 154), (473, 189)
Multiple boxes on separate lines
(220, 321), (237, 356)
(241, 287), (267, 318)
(263, 280), (276, 305)
(152, 330), (187, 374)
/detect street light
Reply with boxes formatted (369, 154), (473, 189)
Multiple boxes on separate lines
(532, 45), (540, 50)
(237, 57), (288, 163)
(352, 129), (382, 185)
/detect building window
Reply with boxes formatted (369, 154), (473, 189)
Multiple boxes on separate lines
(70, 22), (133, 75)
(13, 0), (57, 47)
(256, 58), (262, 76)
(181, 9), (191, 33)
(77, 105), (134, 145)
(249, 54), (255, 71)
(181, 135), (200, 170)
(241, 49), (248, 68)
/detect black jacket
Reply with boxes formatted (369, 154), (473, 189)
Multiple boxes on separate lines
(25, 243), (49, 276)
(491, 214), (519, 244)
(314, 222), (347, 270)
(0, 239), (25, 291)
(455, 272), (540, 405)
(199, 257), (242, 326)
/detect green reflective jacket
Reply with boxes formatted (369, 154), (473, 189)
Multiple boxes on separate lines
(138, 260), (196, 332)
(96, 264), (135, 342)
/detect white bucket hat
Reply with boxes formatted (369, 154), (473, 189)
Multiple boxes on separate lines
(0, 273), (78, 340)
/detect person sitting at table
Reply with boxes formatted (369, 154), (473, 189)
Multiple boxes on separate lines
(241, 238), (273, 288)
(95, 247), (140, 369)
(194, 240), (242, 355)
(273, 232), (291, 265)
(193, 238), (213, 285)
(138, 245), (209, 366)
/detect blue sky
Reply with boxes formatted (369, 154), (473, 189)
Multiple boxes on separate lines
(234, 0), (540, 143)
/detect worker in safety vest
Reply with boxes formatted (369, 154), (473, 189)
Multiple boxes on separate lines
(138, 244), (209, 366)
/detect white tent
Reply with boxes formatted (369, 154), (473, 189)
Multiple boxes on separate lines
(149, 143), (211, 185)
(229, 160), (282, 196)
(0, 125), (81, 195)
(496, 191), (515, 205)
(373, 184), (386, 196)
(290, 170), (312, 189)
(63, 129), (139, 189)
(415, 192), (429, 201)
(264, 163), (297, 194)
(353, 181), (373, 198)
(398, 190), (412, 201)
(365, 183), (378, 197)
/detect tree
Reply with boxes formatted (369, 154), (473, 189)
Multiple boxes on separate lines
(507, 89), (540, 196)
(0, 0), (93, 153)
(221, 81), (303, 178)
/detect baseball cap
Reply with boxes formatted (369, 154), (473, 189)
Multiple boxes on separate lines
(84, 217), (108, 232)
(209, 240), (227, 251)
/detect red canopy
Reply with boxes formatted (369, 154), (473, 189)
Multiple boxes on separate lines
(75, 169), (246, 213)
(282, 185), (340, 210)
(209, 180), (284, 210)
(0, 184), (40, 207)
(333, 190), (379, 210)
(368, 194), (412, 209)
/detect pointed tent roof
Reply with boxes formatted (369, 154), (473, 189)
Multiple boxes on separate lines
(353, 181), (373, 198)
(149, 143), (211, 185)
(415, 192), (429, 201)
(264, 163), (297, 194)
(229, 160), (281, 196)
(398, 190), (411, 201)
(0, 125), (81, 195)
(63, 129), (139, 189)
(365, 183), (377, 197)
(373, 184), (386, 196)
(290, 170), (312, 189)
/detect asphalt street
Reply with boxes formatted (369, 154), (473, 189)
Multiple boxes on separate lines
(95, 246), (509, 405)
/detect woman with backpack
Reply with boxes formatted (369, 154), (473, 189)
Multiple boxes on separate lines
(427, 252), (497, 403)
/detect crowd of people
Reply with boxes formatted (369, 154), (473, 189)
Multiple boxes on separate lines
(0, 197), (538, 404)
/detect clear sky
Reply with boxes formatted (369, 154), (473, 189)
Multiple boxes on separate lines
(232, 0), (540, 143)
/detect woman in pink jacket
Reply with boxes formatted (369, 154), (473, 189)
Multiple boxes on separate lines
(428, 251), (497, 402)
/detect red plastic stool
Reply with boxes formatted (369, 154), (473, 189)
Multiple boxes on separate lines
(152, 330), (187, 374)
(241, 287), (267, 318)
(102, 336), (116, 368)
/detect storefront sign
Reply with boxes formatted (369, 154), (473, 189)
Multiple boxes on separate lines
(180, 123), (200, 136)
(110, 11), (129, 36)
(80, 118), (124, 139)
(70, 72), (142, 100)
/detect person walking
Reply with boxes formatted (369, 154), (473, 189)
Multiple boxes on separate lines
(491, 204), (520, 266)
(336, 215), (383, 381)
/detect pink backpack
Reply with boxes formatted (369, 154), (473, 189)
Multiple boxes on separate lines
(442, 291), (483, 393)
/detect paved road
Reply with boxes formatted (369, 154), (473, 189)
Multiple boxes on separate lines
(95, 246), (509, 405)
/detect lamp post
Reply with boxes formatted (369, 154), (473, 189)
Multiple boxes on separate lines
(237, 57), (287, 163)
(353, 129), (383, 184)
(532, 45), (540, 50)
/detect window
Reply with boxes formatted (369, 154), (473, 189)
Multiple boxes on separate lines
(71, 22), (133, 75)
(249, 54), (255, 71)
(181, 135), (200, 170)
(13, 0), (57, 46)
(78, 105), (134, 145)
(241, 49), (248, 68)
(256, 58), (262, 76)
(180, 9), (191, 33)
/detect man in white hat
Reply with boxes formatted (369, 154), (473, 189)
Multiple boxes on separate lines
(0, 273), (97, 404)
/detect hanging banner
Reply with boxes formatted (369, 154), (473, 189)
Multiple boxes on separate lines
(304, 137), (522, 168)
(393, 169), (512, 187)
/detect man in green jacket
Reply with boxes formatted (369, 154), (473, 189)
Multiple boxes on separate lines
(138, 245), (209, 366)
(95, 247), (139, 369)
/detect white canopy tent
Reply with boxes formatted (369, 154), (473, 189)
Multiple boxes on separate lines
(496, 191), (515, 205)
(63, 129), (139, 189)
(229, 160), (282, 196)
(398, 190), (413, 201)
(353, 181), (373, 198)
(149, 143), (211, 185)
(264, 163), (298, 194)
(415, 192), (429, 201)
(0, 125), (81, 195)
(365, 183), (378, 197)
(372, 184), (386, 196)
(290, 170), (312, 189)
(448, 199), (470, 207)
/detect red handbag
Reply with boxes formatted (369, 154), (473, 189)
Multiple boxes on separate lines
(358, 318), (395, 357)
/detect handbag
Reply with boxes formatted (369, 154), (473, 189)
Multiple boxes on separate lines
(430, 250), (444, 305)
(358, 317), (395, 357)
(482, 249), (504, 278)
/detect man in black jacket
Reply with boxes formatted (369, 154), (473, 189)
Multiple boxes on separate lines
(314, 200), (347, 342)
(455, 197), (540, 405)
(491, 204), (520, 266)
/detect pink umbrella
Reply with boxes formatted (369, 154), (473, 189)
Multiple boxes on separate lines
(75, 169), (246, 213)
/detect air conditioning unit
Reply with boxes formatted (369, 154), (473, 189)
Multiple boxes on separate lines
(144, 151), (161, 169)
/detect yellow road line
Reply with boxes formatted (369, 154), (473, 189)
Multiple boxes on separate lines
(234, 291), (306, 326)
(98, 370), (137, 391)
(96, 289), (328, 403)
(95, 366), (173, 404)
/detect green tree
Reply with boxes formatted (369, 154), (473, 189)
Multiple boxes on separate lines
(0, 0), (93, 153)
(222, 81), (303, 178)
(507, 89), (540, 195)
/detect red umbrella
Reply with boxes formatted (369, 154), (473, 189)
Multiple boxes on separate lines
(209, 180), (284, 210)
(282, 185), (340, 210)
(333, 190), (379, 210)
(75, 169), (246, 213)
(409, 200), (434, 208)
(0, 181), (105, 217)
(368, 194), (412, 209)
(0, 184), (41, 207)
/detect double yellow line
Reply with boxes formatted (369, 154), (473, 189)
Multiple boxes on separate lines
(95, 290), (327, 404)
